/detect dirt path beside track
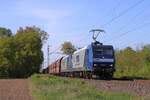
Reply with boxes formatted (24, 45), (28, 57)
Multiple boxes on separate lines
(86, 79), (150, 98)
(0, 79), (32, 100)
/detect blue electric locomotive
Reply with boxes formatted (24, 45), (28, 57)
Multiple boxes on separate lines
(60, 41), (115, 79)
(47, 29), (115, 79)
(88, 41), (115, 78)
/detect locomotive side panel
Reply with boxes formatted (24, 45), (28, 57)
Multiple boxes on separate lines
(72, 47), (87, 71)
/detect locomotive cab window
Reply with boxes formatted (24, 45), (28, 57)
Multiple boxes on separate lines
(103, 49), (113, 55)
(93, 46), (113, 58)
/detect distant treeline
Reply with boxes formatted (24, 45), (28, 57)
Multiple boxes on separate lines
(115, 45), (150, 79)
(0, 26), (48, 78)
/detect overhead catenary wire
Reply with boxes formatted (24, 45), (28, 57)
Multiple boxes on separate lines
(73, 0), (122, 45)
(91, 0), (121, 28)
(76, 0), (145, 47)
(103, 2), (150, 42)
(99, 0), (145, 28)
(49, 45), (62, 54)
(116, 3), (149, 31)
(104, 21), (150, 43)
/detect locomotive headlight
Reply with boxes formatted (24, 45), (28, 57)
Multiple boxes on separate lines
(94, 64), (97, 67)
(110, 64), (113, 67)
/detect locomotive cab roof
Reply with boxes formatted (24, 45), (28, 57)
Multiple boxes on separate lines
(92, 41), (103, 46)
(92, 41), (113, 48)
(73, 46), (87, 54)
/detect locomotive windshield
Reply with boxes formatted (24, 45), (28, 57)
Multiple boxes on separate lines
(93, 46), (113, 58)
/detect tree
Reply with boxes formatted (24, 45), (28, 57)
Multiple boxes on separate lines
(0, 26), (48, 78)
(0, 37), (13, 78)
(141, 44), (150, 65)
(115, 46), (145, 77)
(0, 27), (12, 38)
(16, 26), (48, 44)
(12, 26), (48, 77)
(61, 41), (76, 55)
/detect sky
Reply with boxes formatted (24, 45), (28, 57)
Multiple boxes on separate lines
(0, 0), (150, 67)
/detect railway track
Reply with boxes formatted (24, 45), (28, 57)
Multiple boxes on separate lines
(84, 78), (150, 99)
(52, 75), (150, 98)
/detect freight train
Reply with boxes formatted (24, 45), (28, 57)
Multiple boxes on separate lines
(44, 41), (115, 79)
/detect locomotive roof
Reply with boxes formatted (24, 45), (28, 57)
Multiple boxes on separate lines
(73, 46), (87, 54)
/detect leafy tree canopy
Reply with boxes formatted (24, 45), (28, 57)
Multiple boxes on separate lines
(61, 41), (76, 55)
(0, 26), (48, 78)
(0, 27), (12, 39)
(115, 45), (150, 78)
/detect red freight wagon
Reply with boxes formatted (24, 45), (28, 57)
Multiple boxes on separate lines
(48, 57), (63, 75)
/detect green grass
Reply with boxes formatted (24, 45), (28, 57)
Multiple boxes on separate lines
(29, 74), (144, 100)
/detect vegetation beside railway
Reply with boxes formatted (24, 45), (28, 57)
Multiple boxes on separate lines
(29, 74), (142, 100)
(115, 45), (150, 79)
(0, 26), (48, 78)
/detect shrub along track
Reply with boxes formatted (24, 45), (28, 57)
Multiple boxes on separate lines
(0, 79), (32, 100)
(85, 79), (150, 99)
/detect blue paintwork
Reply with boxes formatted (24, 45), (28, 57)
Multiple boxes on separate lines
(84, 43), (115, 72)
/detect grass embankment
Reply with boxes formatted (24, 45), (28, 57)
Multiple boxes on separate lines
(29, 74), (143, 100)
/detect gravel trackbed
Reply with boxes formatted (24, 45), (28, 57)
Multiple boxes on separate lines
(0, 79), (32, 100)
(86, 79), (150, 98)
